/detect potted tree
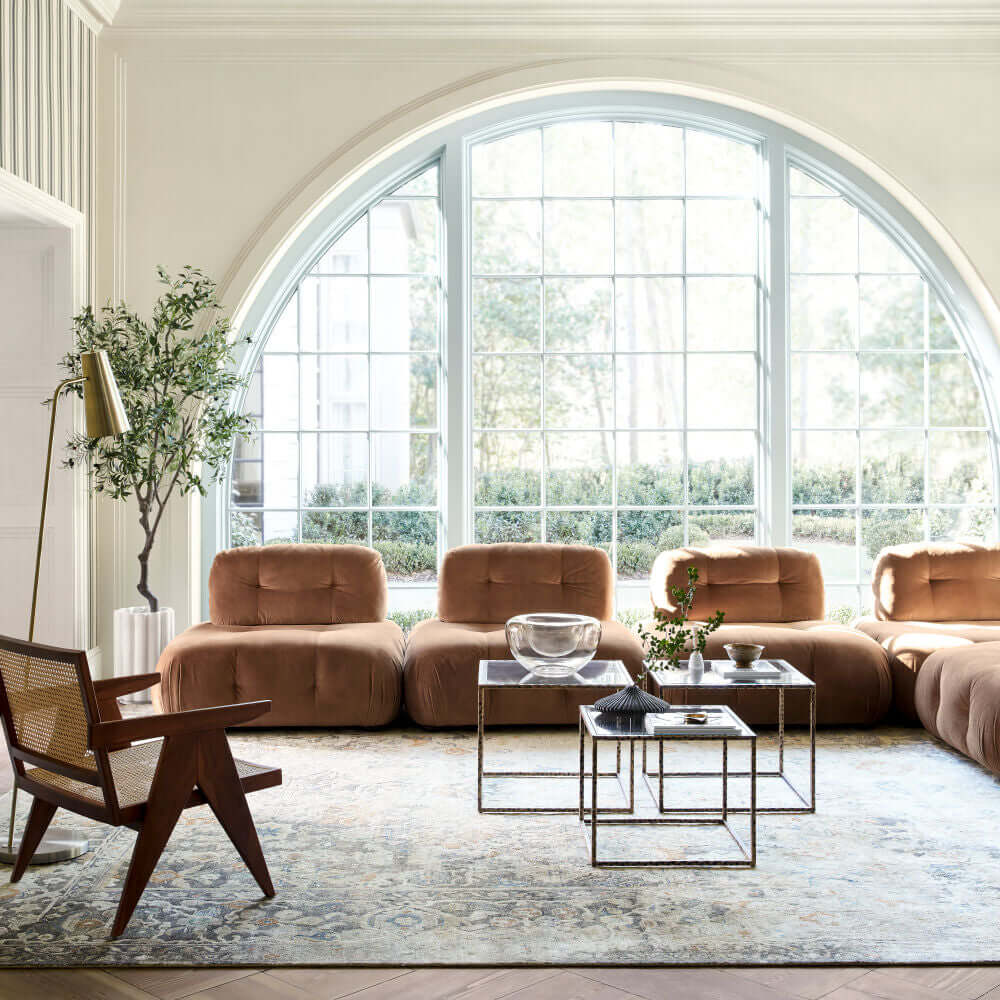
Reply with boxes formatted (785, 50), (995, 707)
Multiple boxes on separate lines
(62, 266), (254, 697)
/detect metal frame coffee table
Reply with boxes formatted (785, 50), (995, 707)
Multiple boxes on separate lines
(649, 659), (816, 815)
(477, 659), (634, 815)
(579, 705), (757, 868)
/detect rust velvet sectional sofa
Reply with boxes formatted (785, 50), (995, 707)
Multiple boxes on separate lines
(650, 545), (892, 725)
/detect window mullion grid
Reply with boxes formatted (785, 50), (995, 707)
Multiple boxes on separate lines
(366, 209), (374, 550)
(923, 280), (932, 544)
(854, 207), (863, 614)
(610, 119), (618, 590)
(539, 131), (547, 544)
(681, 127), (690, 545)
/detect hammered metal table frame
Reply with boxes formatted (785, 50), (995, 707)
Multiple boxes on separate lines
(477, 659), (634, 815)
(580, 706), (757, 869)
(647, 661), (816, 815)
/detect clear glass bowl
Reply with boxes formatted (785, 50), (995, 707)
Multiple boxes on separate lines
(505, 613), (602, 677)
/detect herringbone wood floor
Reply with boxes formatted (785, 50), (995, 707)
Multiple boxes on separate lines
(3, 741), (997, 999)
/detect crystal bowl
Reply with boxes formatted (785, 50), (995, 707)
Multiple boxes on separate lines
(505, 613), (602, 678)
(724, 642), (765, 666)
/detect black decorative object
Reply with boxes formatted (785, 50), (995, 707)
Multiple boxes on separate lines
(593, 683), (671, 715)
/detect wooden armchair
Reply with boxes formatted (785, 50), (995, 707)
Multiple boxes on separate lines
(0, 634), (281, 937)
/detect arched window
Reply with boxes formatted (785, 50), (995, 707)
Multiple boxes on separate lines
(222, 96), (997, 617)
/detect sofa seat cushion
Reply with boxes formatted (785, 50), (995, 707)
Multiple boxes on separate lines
(154, 621), (404, 727)
(854, 617), (1000, 719)
(916, 641), (1000, 777)
(402, 618), (644, 727)
(666, 622), (891, 726)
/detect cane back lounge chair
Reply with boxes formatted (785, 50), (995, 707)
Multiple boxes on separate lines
(0, 634), (281, 937)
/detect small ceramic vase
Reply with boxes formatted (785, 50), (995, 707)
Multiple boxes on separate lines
(688, 650), (705, 682)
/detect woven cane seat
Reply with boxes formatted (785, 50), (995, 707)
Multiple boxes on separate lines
(27, 739), (273, 809)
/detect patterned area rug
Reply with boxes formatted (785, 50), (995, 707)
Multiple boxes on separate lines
(1, 725), (998, 966)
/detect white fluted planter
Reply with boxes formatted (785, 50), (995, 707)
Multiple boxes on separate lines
(113, 606), (175, 702)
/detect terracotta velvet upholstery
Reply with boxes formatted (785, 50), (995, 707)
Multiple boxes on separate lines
(156, 545), (403, 727)
(651, 546), (890, 725)
(650, 546), (824, 623)
(403, 544), (643, 727)
(916, 642), (1000, 778)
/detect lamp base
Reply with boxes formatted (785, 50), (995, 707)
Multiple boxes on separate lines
(0, 828), (90, 866)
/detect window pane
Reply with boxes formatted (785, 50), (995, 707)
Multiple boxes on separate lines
(614, 122), (683, 196)
(615, 277), (682, 352)
(471, 130), (542, 197)
(231, 510), (262, 547)
(790, 198), (857, 273)
(615, 355), (684, 428)
(475, 510), (541, 543)
(689, 510), (755, 546)
(261, 356), (298, 430)
(265, 294), (298, 353)
(862, 509), (923, 575)
(929, 293), (960, 350)
(929, 355), (985, 426)
(392, 165), (438, 198)
(473, 278), (541, 352)
(373, 511), (437, 582)
(860, 275), (923, 350)
(686, 200), (756, 274)
(860, 353), (924, 427)
(261, 434), (298, 508)
(312, 217), (366, 274)
(302, 433), (368, 507)
(302, 510), (368, 545)
(371, 277), (438, 352)
(685, 132), (756, 195)
(792, 431), (857, 505)
(371, 355), (437, 429)
(299, 276), (368, 352)
(792, 509), (857, 582)
(790, 170), (836, 197)
(543, 121), (613, 197)
(544, 201), (613, 274)
(232, 459), (261, 507)
(618, 510), (682, 579)
(860, 215), (917, 274)
(615, 200), (683, 274)
(474, 432), (541, 505)
(929, 430), (991, 504)
(861, 431), (925, 503)
(790, 353), (858, 428)
(300, 355), (368, 431)
(790, 276), (857, 350)
(263, 511), (298, 545)
(546, 432), (612, 504)
(372, 433), (437, 505)
(370, 200), (438, 274)
(616, 431), (684, 505)
(545, 354), (612, 428)
(687, 355), (755, 429)
(687, 277), (755, 351)
(688, 432), (755, 505)
(546, 510), (612, 551)
(930, 507), (995, 543)
(474, 355), (541, 428)
(472, 201), (541, 274)
(546, 278), (612, 352)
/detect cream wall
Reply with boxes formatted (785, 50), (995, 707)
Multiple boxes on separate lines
(92, 17), (1000, 663)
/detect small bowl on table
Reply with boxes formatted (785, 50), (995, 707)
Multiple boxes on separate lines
(723, 642), (765, 668)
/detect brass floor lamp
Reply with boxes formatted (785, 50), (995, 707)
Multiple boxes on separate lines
(0, 350), (130, 866)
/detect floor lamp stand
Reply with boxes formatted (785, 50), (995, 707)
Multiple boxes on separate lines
(0, 376), (91, 867)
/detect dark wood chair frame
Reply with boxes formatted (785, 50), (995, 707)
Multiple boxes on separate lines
(0, 635), (282, 937)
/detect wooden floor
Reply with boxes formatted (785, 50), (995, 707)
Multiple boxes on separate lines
(3, 744), (999, 999)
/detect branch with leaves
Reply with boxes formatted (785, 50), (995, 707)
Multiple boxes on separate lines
(60, 266), (255, 612)
(636, 567), (725, 678)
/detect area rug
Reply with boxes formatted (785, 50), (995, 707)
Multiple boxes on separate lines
(1, 725), (999, 966)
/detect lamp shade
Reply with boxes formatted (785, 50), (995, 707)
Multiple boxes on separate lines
(80, 350), (130, 439)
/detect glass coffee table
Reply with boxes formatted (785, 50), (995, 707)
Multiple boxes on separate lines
(579, 705), (757, 868)
(477, 659), (633, 814)
(650, 659), (816, 814)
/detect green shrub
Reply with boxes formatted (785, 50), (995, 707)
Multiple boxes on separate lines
(389, 609), (434, 634)
(375, 539), (437, 577)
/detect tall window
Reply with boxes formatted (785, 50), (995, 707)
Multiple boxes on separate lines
(229, 164), (443, 582)
(469, 122), (761, 583)
(787, 165), (995, 615)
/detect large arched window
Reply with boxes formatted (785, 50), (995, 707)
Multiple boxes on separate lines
(223, 96), (998, 617)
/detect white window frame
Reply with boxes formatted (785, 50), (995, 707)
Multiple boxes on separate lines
(205, 91), (1000, 619)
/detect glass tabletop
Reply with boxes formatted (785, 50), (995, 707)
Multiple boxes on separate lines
(581, 704), (755, 740)
(478, 659), (632, 688)
(652, 659), (814, 689)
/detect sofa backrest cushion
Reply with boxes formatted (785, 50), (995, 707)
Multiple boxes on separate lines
(872, 542), (1000, 621)
(209, 544), (388, 626)
(438, 543), (614, 624)
(650, 545), (824, 623)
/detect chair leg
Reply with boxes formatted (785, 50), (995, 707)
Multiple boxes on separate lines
(111, 735), (197, 938)
(10, 797), (57, 883)
(197, 730), (275, 897)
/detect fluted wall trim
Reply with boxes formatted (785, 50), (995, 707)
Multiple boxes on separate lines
(0, 0), (95, 290)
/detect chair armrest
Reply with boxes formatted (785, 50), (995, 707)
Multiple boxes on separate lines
(93, 674), (161, 702)
(90, 700), (271, 749)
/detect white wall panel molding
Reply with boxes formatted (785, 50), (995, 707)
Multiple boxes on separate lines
(66, 0), (121, 34)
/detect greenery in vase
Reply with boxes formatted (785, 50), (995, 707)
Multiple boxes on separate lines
(636, 566), (725, 678)
(61, 266), (255, 612)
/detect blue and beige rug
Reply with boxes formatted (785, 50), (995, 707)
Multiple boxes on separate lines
(0, 725), (998, 966)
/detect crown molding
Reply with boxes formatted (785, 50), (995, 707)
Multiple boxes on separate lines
(66, 0), (122, 33)
(107, 2), (1000, 41)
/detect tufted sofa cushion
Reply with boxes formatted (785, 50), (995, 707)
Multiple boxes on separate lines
(650, 545), (824, 623)
(871, 542), (1000, 622)
(209, 544), (388, 626)
(437, 543), (614, 624)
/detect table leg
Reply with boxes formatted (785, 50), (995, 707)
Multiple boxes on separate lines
(750, 735), (757, 866)
(809, 685), (817, 812)
(591, 734), (598, 866)
(578, 712), (585, 822)
(477, 687), (485, 812)
(778, 686), (785, 774)
(722, 738), (728, 822)
(658, 738), (664, 811)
